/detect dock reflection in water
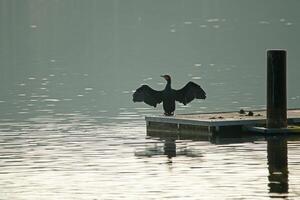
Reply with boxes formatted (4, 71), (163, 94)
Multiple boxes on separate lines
(141, 132), (300, 199)
(1, 116), (300, 199)
(135, 137), (203, 159)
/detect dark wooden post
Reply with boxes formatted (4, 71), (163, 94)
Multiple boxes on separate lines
(267, 50), (287, 128)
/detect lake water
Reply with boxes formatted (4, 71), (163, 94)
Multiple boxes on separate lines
(0, 0), (300, 199)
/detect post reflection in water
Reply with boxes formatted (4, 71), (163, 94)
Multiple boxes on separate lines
(267, 137), (289, 194)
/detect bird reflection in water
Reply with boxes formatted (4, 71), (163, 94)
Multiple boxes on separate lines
(135, 136), (202, 161)
(164, 138), (176, 161)
(134, 138), (177, 159)
(267, 137), (288, 195)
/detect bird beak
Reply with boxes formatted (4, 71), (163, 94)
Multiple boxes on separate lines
(160, 75), (165, 78)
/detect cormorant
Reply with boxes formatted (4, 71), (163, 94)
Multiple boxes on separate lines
(133, 75), (206, 116)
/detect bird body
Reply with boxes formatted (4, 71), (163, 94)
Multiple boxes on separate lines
(162, 90), (176, 116)
(133, 75), (206, 116)
(161, 78), (176, 115)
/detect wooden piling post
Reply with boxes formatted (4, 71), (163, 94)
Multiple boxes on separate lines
(267, 50), (287, 128)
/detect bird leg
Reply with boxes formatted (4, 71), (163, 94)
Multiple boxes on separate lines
(164, 112), (174, 116)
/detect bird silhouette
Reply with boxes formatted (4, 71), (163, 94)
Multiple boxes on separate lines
(133, 75), (206, 116)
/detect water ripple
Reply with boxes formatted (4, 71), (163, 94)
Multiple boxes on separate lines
(1, 115), (300, 199)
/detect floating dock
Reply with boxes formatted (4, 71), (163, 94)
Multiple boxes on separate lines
(146, 109), (300, 138)
(146, 50), (300, 139)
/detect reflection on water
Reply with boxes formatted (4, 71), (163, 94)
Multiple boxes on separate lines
(1, 113), (300, 199)
(267, 137), (289, 196)
(164, 138), (176, 158)
(135, 133), (300, 199)
(135, 137), (203, 159)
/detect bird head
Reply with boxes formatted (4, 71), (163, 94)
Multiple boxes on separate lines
(160, 75), (171, 81)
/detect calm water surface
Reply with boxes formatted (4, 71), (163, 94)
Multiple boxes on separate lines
(1, 0), (300, 199)
(1, 115), (300, 199)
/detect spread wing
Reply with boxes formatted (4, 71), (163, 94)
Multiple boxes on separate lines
(133, 85), (163, 107)
(175, 81), (206, 105)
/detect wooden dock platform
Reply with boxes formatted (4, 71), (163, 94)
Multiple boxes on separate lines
(146, 109), (300, 138)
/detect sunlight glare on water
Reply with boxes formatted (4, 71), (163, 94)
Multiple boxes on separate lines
(1, 113), (300, 199)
